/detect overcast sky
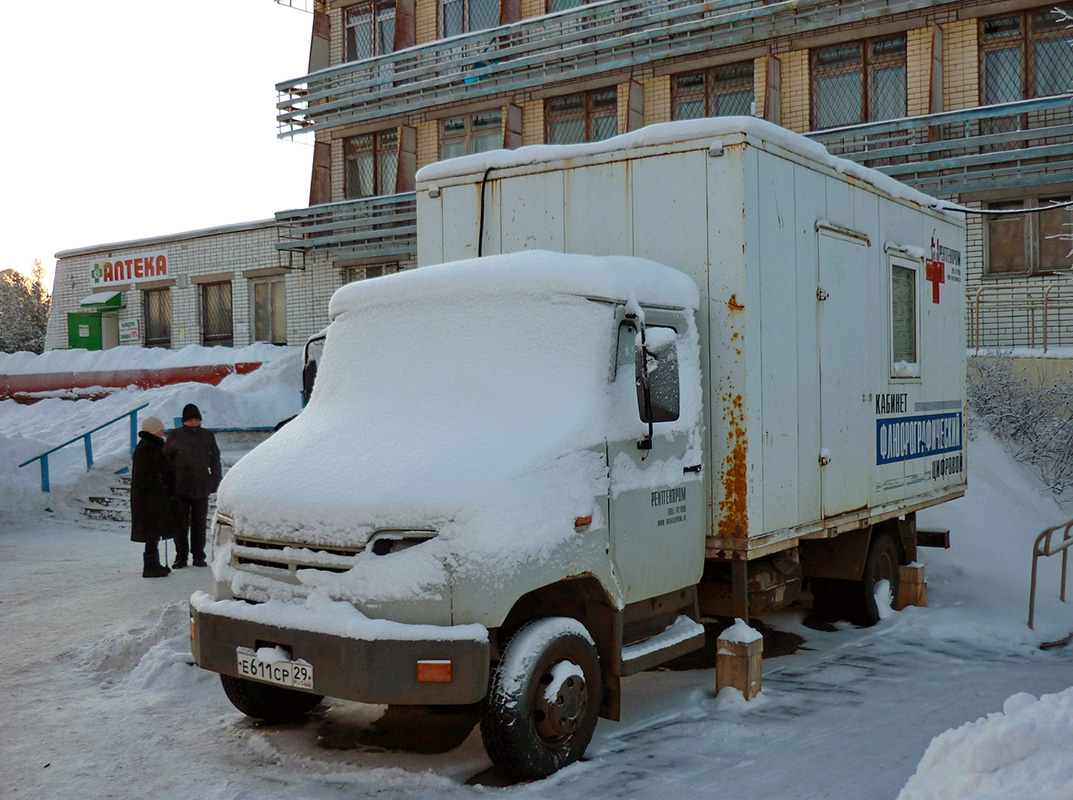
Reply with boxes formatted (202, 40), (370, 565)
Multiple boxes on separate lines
(0, 1), (314, 288)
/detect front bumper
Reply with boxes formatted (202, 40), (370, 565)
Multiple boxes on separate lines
(190, 593), (490, 705)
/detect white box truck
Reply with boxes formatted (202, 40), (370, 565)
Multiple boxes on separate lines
(191, 119), (966, 779)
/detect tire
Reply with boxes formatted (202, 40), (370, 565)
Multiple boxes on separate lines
(808, 577), (848, 623)
(857, 530), (901, 627)
(220, 674), (324, 722)
(480, 617), (602, 780)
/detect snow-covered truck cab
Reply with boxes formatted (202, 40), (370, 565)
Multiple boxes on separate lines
(191, 250), (709, 778)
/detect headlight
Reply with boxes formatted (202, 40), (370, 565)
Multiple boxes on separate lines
(368, 529), (436, 556)
(212, 512), (235, 551)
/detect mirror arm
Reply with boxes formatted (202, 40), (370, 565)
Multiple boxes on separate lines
(635, 320), (654, 450)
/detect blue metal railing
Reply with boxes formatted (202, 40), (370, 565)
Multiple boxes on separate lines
(18, 403), (149, 493)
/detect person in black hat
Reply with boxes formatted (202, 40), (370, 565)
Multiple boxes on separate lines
(164, 403), (222, 568)
(130, 415), (179, 578)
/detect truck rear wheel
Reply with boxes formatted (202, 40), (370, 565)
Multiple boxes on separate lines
(220, 674), (324, 721)
(480, 617), (602, 780)
(858, 530), (900, 626)
(810, 531), (901, 627)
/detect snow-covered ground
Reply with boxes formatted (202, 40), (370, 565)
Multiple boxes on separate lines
(2, 346), (1073, 799)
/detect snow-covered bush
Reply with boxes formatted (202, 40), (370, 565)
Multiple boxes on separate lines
(968, 354), (1073, 495)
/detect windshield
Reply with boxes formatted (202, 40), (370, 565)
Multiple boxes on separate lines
(220, 291), (618, 540)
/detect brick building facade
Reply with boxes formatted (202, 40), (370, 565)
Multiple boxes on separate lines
(47, 0), (1073, 351)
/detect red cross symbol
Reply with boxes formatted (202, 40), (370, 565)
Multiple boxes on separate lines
(925, 259), (945, 304)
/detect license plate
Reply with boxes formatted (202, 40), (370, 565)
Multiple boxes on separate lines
(236, 647), (314, 691)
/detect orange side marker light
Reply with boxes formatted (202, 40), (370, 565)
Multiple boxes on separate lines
(417, 660), (452, 683)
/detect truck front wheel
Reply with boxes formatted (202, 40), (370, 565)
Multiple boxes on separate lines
(480, 617), (602, 780)
(220, 674), (324, 721)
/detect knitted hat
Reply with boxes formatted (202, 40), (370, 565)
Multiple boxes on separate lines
(141, 415), (165, 435)
(182, 403), (202, 422)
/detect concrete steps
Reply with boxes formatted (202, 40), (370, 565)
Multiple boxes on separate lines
(79, 429), (271, 525)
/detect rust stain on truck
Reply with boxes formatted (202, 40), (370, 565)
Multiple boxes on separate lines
(718, 392), (748, 539)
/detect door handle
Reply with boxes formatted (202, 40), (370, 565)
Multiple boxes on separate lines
(683, 464), (702, 474)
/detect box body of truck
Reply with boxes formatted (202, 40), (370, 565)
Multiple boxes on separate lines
(416, 118), (967, 608)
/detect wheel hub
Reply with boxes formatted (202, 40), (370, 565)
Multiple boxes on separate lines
(534, 660), (588, 744)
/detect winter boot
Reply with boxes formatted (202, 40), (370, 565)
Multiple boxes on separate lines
(143, 549), (170, 578)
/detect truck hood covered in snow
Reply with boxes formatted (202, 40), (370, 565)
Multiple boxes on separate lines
(219, 251), (700, 560)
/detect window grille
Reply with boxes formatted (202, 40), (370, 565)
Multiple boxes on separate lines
(548, 0), (585, 10)
(345, 1), (396, 61)
(1033, 10), (1073, 97)
(546, 89), (618, 144)
(673, 61), (754, 120)
(344, 130), (399, 199)
(343, 263), (399, 283)
(983, 11), (1073, 103)
(811, 36), (905, 130)
(201, 282), (233, 347)
(441, 0), (499, 37)
(143, 288), (171, 349)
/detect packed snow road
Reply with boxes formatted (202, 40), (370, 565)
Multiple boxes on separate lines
(3, 430), (1073, 799)
(1, 511), (1071, 797)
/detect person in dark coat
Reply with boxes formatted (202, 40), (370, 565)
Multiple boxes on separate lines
(130, 415), (179, 578)
(164, 403), (222, 569)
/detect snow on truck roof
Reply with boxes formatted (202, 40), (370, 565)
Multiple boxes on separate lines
(416, 117), (958, 220)
(328, 249), (700, 321)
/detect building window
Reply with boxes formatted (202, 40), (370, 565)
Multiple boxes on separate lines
(672, 61), (754, 120)
(143, 288), (171, 349)
(345, 1), (396, 62)
(201, 282), (233, 347)
(981, 10), (1073, 105)
(344, 130), (399, 199)
(343, 263), (399, 283)
(986, 196), (1073, 275)
(441, 0), (499, 37)
(811, 35), (906, 129)
(441, 110), (503, 159)
(252, 276), (287, 345)
(546, 89), (618, 144)
(548, 0), (586, 10)
(890, 260), (918, 372)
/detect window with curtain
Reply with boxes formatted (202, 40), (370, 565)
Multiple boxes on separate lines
(252, 276), (287, 345)
(200, 282), (233, 347)
(143, 288), (171, 348)
(441, 110), (503, 159)
(986, 196), (1073, 274)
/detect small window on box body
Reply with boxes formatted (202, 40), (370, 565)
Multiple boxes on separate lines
(890, 259), (918, 378)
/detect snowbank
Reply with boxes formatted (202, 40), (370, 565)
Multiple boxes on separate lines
(0, 342), (288, 375)
(898, 688), (1073, 800)
(0, 344), (303, 521)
